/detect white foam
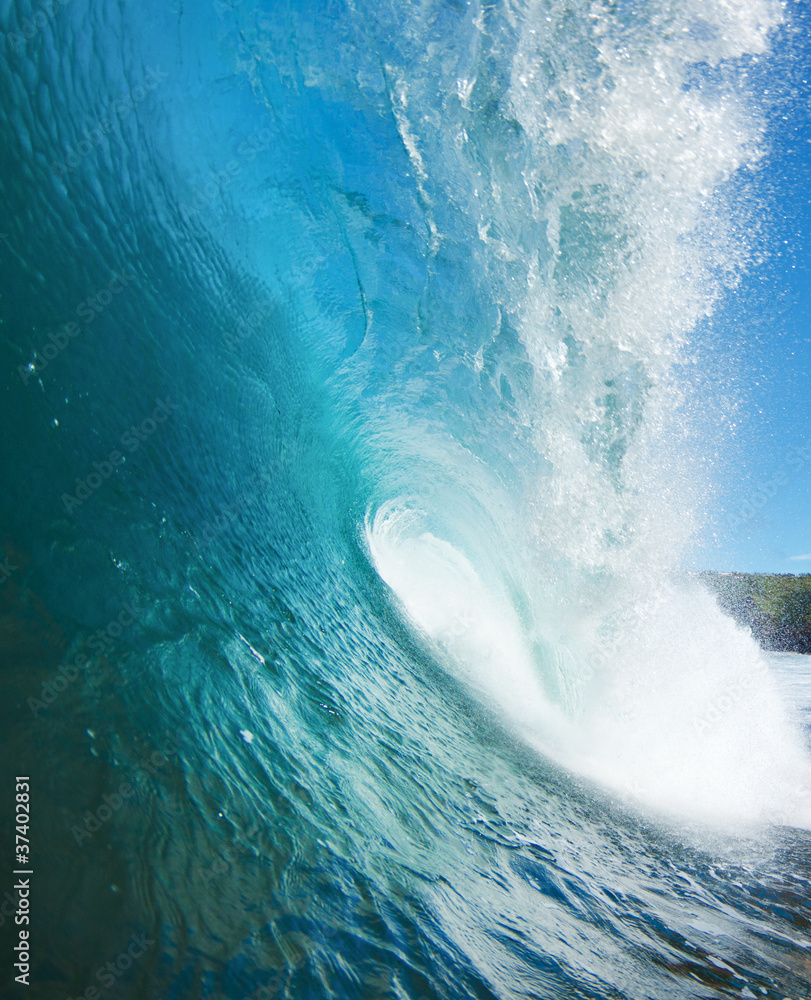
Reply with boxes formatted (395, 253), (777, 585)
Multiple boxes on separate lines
(368, 505), (811, 830)
(366, 503), (570, 741)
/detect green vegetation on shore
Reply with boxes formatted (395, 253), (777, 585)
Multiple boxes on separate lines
(698, 572), (811, 654)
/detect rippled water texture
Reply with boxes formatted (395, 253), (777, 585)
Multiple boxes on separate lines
(1, 0), (810, 998)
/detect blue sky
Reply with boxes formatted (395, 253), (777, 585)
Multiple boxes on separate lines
(694, 3), (811, 574)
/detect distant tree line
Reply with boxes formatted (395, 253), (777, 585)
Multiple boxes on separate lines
(698, 573), (811, 654)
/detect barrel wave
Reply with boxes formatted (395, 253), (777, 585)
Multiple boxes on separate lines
(2, 0), (810, 998)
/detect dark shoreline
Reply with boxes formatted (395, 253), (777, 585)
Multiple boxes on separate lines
(697, 572), (811, 655)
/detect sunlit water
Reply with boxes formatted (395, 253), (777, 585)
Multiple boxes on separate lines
(1, 0), (810, 997)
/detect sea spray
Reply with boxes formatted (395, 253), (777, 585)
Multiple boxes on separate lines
(356, 0), (811, 827)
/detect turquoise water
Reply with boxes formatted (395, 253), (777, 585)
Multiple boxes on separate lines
(1, 0), (811, 997)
